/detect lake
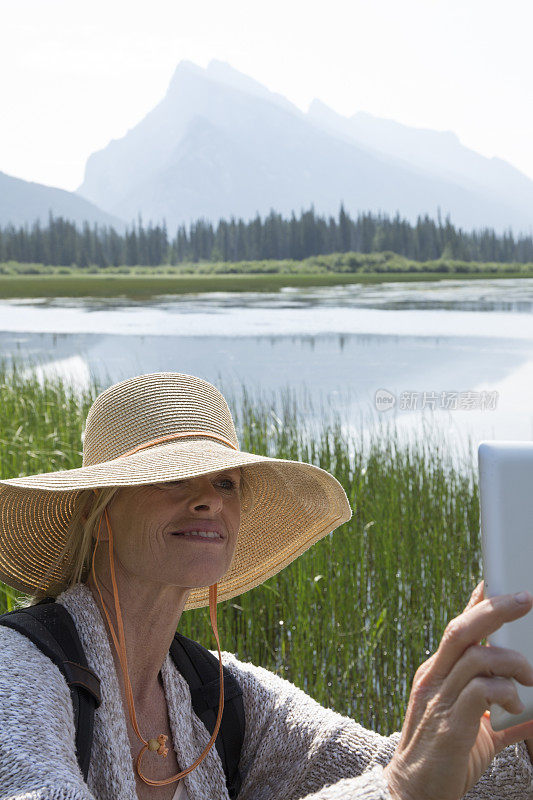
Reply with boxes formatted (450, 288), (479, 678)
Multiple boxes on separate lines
(1, 277), (533, 467)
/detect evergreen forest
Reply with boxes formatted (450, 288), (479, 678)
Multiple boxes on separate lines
(1, 205), (532, 268)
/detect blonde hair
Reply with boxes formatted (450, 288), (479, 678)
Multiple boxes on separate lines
(19, 469), (253, 608)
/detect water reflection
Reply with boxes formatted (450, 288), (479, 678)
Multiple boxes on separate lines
(9, 276), (533, 313)
(1, 277), (533, 468)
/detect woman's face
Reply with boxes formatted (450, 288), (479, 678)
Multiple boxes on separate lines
(95, 468), (242, 591)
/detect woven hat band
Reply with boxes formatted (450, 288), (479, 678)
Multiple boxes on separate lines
(119, 431), (239, 458)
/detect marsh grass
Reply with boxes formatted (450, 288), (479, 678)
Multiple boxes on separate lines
(1, 269), (533, 300)
(0, 360), (481, 734)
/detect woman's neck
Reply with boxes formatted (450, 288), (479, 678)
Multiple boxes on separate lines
(85, 568), (190, 708)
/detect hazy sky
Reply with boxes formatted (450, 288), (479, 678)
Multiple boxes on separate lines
(1, 0), (532, 192)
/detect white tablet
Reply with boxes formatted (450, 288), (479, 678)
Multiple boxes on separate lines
(479, 440), (533, 731)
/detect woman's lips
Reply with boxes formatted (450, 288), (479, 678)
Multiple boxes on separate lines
(171, 530), (224, 543)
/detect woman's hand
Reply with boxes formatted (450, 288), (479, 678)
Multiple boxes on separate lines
(383, 580), (533, 800)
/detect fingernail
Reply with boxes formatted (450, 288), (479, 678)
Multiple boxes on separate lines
(514, 591), (530, 603)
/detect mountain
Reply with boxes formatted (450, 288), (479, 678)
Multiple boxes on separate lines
(204, 59), (296, 114)
(0, 170), (124, 229)
(77, 60), (533, 234)
(307, 100), (533, 221)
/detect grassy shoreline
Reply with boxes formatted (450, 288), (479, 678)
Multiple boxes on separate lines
(1, 269), (533, 299)
(2, 250), (533, 298)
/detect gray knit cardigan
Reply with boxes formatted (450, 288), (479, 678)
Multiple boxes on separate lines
(0, 582), (532, 800)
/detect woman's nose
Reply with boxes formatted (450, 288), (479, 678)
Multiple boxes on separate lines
(186, 479), (224, 511)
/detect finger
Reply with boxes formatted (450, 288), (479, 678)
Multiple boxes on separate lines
(463, 580), (485, 613)
(490, 715), (533, 752)
(464, 581), (488, 647)
(450, 675), (526, 735)
(438, 644), (533, 706)
(423, 591), (533, 683)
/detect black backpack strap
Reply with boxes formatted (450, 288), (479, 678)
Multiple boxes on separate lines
(170, 632), (245, 799)
(0, 599), (101, 782)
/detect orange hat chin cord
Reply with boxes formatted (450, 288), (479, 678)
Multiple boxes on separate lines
(90, 493), (224, 788)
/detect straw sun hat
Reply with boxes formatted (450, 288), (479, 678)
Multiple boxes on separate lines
(0, 372), (352, 606)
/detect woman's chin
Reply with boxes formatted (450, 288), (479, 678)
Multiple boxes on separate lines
(164, 551), (233, 589)
(165, 566), (230, 590)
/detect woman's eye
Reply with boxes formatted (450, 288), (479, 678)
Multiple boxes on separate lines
(157, 477), (238, 491)
(218, 478), (237, 491)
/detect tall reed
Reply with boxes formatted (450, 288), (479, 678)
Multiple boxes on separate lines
(0, 360), (481, 735)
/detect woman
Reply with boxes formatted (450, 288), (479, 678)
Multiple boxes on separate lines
(0, 371), (533, 800)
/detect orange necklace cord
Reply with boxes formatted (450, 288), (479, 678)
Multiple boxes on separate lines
(90, 489), (225, 787)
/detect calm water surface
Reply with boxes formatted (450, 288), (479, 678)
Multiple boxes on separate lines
(2, 278), (533, 466)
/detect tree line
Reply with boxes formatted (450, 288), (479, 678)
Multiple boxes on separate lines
(0, 205), (532, 266)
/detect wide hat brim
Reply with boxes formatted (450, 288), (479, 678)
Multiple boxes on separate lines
(0, 438), (352, 609)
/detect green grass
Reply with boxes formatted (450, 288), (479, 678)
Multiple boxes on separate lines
(0, 361), (481, 735)
(0, 270), (532, 300)
(2, 250), (533, 298)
